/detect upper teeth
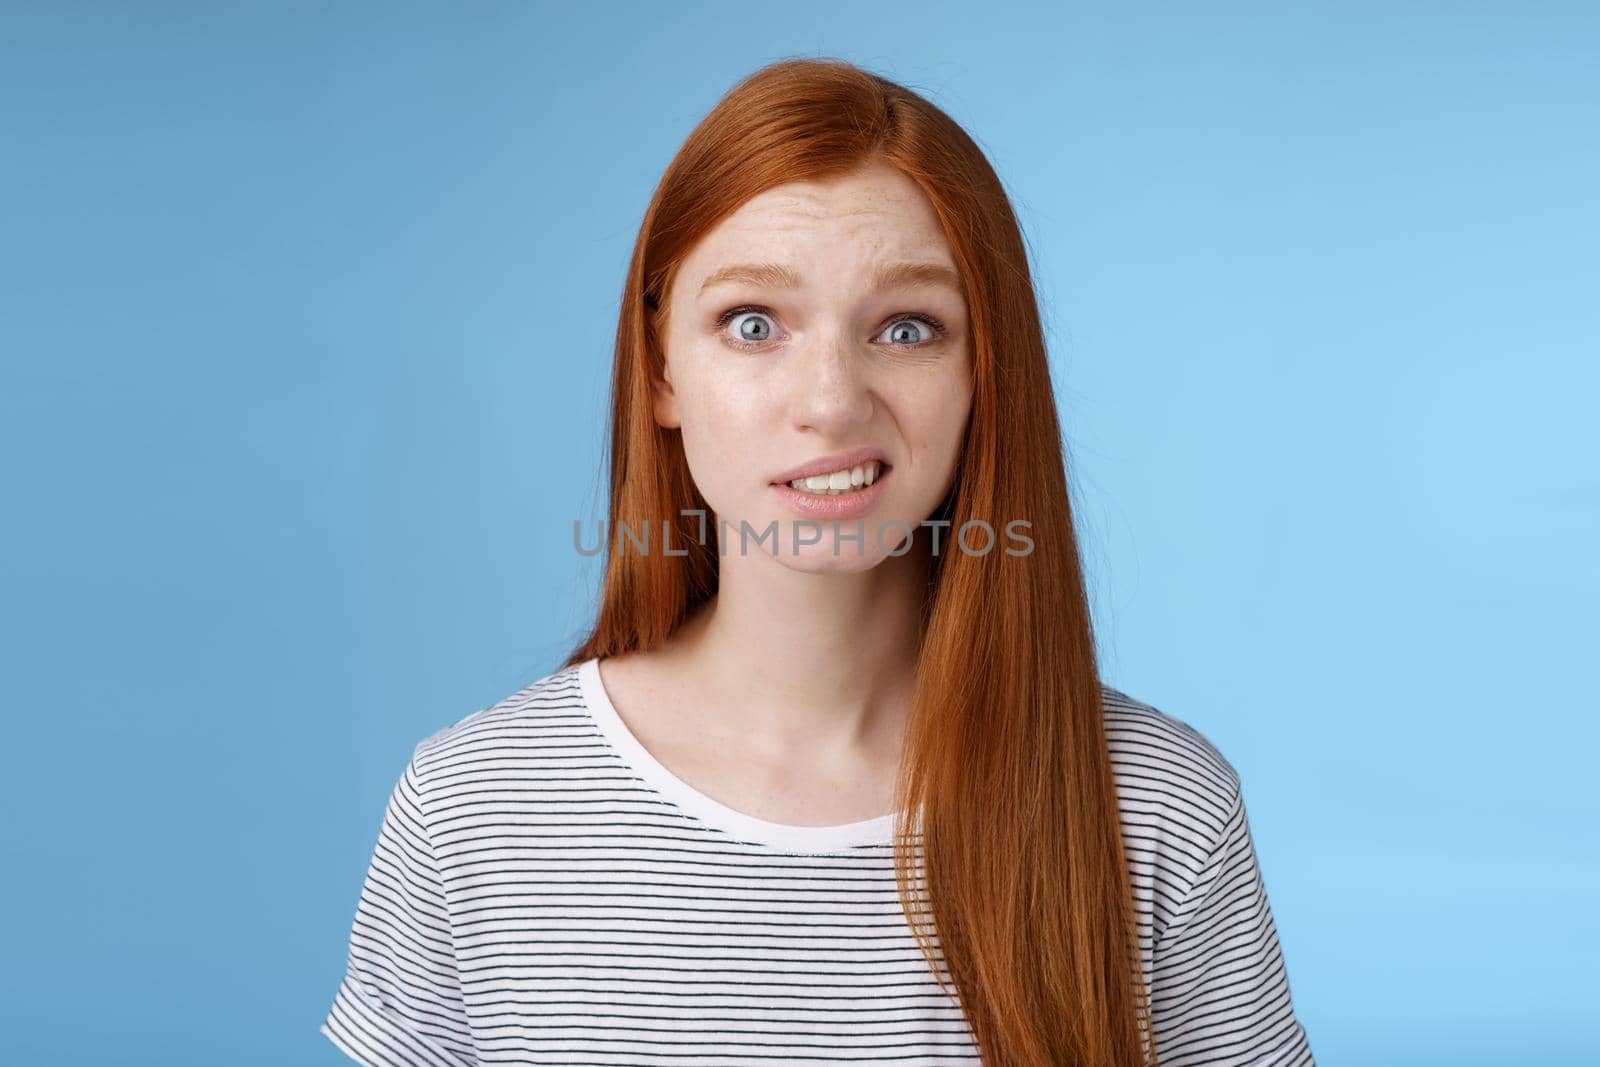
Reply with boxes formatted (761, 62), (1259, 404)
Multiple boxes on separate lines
(790, 460), (882, 494)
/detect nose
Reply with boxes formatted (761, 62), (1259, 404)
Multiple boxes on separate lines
(785, 331), (875, 434)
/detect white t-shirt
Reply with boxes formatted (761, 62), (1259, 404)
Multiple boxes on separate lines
(320, 657), (1315, 1065)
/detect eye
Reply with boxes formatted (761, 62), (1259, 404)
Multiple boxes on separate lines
(714, 305), (950, 351)
(878, 315), (947, 347)
(717, 307), (778, 346)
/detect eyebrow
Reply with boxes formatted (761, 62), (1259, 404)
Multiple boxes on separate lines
(697, 260), (964, 297)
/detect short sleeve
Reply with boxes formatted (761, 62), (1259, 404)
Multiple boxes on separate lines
(1149, 782), (1316, 1066)
(320, 752), (477, 1066)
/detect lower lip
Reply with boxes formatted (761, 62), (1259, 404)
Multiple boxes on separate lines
(770, 467), (892, 520)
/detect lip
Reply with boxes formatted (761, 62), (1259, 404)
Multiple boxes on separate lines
(771, 464), (891, 521)
(769, 446), (893, 486)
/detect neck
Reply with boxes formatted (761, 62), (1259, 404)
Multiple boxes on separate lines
(670, 535), (931, 763)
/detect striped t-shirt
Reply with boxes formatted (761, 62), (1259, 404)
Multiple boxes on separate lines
(320, 658), (1315, 1066)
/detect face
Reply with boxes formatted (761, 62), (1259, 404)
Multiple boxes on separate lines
(652, 160), (973, 571)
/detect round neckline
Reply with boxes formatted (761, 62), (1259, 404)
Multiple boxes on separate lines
(576, 656), (900, 852)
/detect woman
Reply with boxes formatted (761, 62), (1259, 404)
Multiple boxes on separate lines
(321, 58), (1315, 1067)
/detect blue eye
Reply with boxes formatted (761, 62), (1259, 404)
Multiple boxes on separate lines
(713, 306), (949, 350)
(881, 317), (941, 346)
(721, 309), (776, 344)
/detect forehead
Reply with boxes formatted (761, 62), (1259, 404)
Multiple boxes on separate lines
(680, 163), (956, 282)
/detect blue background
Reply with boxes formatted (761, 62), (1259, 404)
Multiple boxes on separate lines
(2, 3), (1595, 1063)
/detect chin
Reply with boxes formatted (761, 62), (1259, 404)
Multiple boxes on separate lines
(775, 545), (889, 574)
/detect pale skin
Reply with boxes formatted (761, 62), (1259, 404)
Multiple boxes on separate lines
(598, 160), (974, 826)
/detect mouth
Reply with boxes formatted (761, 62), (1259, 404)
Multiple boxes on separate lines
(771, 458), (892, 496)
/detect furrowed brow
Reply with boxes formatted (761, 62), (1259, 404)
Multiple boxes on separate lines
(698, 263), (804, 295)
(870, 261), (964, 296)
(697, 261), (963, 297)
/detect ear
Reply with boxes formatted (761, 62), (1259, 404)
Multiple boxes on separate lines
(651, 358), (681, 429)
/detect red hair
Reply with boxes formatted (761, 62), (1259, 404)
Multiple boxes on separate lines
(565, 57), (1157, 1067)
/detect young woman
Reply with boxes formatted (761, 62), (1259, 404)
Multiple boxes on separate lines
(322, 58), (1315, 1067)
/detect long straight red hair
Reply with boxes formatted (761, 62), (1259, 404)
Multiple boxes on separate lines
(563, 57), (1157, 1067)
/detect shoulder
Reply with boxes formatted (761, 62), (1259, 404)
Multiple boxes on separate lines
(1099, 682), (1242, 848)
(407, 662), (590, 787)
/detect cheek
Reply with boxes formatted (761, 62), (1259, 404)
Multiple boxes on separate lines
(903, 374), (973, 452)
(936, 364), (975, 447)
(887, 383), (971, 503)
(673, 363), (773, 488)
(679, 369), (759, 442)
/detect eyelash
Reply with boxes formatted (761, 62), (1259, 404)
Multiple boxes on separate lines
(713, 305), (949, 350)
